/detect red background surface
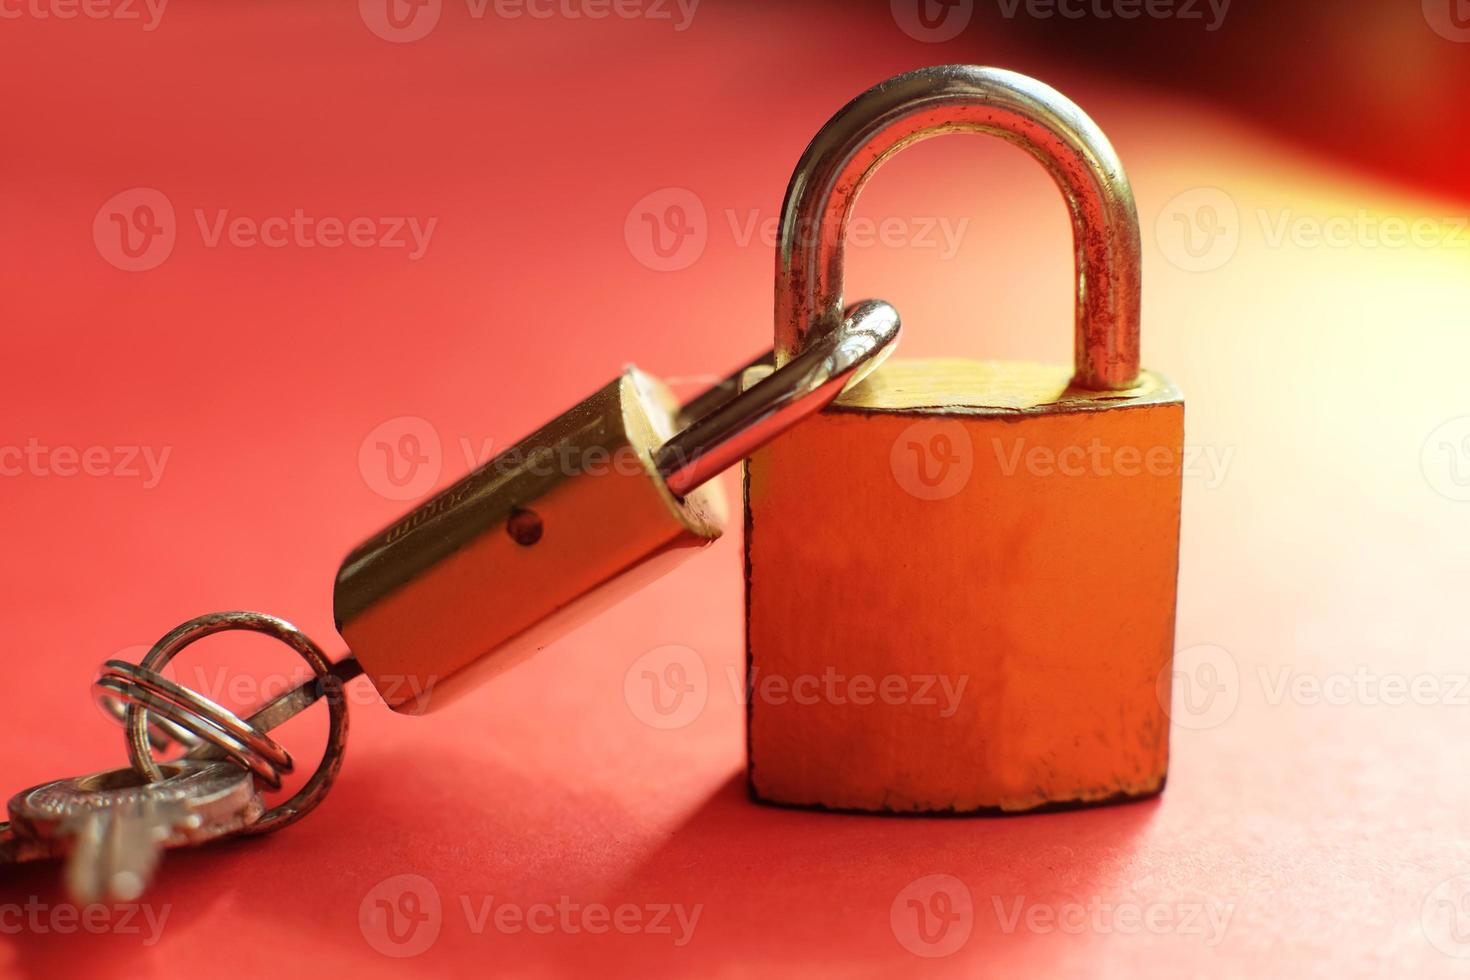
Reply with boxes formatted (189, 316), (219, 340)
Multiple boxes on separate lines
(3, 2), (1470, 977)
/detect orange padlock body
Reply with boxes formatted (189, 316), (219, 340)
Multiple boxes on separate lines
(744, 359), (1184, 814)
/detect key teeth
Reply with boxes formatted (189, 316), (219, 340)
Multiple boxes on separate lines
(64, 844), (101, 905)
(63, 812), (130, 905)
(66, 801), (172, 905)
(60, 791), (260, 903)
(108, 870), (151, 903)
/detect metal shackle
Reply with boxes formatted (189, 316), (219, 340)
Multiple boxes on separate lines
(774, 65), (1142, 391)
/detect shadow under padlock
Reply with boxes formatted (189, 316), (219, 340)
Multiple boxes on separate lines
(743, 66), (1185, 814)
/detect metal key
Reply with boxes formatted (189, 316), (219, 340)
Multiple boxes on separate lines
(4, 759), (264, 901)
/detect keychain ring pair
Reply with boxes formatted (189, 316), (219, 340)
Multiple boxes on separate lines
(96, 610), (350, 835)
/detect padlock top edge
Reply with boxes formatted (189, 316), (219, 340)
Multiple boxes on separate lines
(825, 359), (1180, 417)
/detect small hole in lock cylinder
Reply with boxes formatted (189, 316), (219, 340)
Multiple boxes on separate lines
(506, 507), (544, 547)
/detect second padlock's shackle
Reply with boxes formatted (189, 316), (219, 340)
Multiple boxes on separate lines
(774, 65), (1142, 391)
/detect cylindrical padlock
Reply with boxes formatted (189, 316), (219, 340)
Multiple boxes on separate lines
(744, 66), (1184, 814)
(334, 300), (900, 713)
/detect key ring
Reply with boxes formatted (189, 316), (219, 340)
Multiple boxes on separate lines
(99, 659), (294, 789)
(96, 611), (350, 835)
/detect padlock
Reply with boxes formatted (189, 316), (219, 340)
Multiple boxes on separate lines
(744, 67), (1184, 813)
(334, 299), (900, 714)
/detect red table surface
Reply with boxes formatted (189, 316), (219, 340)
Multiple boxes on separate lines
(3, 4), (1470, 979)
